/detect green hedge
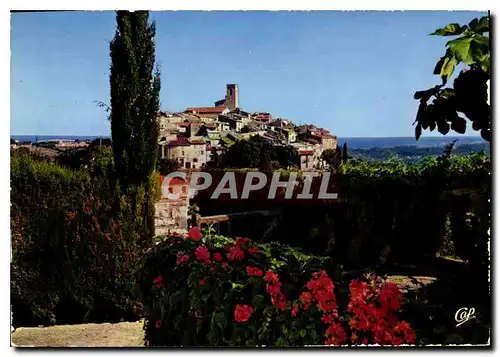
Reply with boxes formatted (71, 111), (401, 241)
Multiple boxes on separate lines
(10, 151), (152, 327)
(136, 228), (417, 347)
(193, 153), (490, 268)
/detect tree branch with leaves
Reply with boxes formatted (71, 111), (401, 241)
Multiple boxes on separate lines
(413, 16), (490, 141)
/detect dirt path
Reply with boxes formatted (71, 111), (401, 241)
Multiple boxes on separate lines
(11, 320), (144, 347)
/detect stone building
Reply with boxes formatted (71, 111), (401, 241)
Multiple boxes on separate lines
(159, 137), (208, 169)
(155, 176), (189, 235)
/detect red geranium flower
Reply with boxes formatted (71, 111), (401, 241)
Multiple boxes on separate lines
(264, 270), (279, 283)
(227, 246), (244, 261)
(246, 266), (263, 277)
(187, 227), (202, 241)
(199, 279), (205, 286)
(156, 320), (161, 328)
(247, 246), (259, 254)
(299, 291), (312, 305)
(194, 246), (211, 264)
(234, 237), (250, 246)
(234, 304), (254, 323)
(153, 276), (163, 289)
(213, 252), (223, 262)
(291, 303), (300, 317)
(222, 262), (229, 270)
(176, 254), (190, 265)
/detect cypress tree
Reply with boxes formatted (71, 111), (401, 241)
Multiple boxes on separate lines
(110, 11), (160, 188)
(342, 142), (348, 164)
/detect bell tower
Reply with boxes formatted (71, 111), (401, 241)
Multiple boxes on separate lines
(225, 84), (238, 110)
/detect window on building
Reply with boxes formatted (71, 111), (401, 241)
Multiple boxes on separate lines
(182, 186), (187, 194)
(168, 187), (174, 194)
(193, 158), (198, 163)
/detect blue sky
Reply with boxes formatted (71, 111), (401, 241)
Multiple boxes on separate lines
(11, 11), (487, 137)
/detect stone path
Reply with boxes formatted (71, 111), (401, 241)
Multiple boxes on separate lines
(11, 320), (144, 347)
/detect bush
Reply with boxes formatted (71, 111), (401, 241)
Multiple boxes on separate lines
(10, 151), (151, 327)
(136, 228), (417, 347)
(193, 153), (490, 268)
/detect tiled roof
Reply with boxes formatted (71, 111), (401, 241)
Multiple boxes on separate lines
(166, 137), (191, 147)
(299, 150), (314, 155)
(185, 107), (226, 114)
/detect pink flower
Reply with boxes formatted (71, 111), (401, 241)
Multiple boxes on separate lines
(199, 279), (205, 286)
(156, 320), (161, 328)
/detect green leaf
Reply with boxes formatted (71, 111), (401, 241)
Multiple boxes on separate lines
(471, 16), (489, 34)
(214, 311), (227, 330)
(437, 121), (450, 135)
(451, 116), (467, 134)
(440, 55), (456, 84)
(446, 36), (489, 66)
(468, 18), (479, 31)
(299, 329), (307, 338)
(433, 56), (446, 75)
(430, 23), (467, 36)
(252, 294), (265, 306)
(231, 282), (245, 291)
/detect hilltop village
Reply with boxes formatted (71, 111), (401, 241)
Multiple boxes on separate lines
(157, 84), (337, 170)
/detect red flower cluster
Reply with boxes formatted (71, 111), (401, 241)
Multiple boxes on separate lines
(234, 237), (250, 246)
(302, 270), (344, 345)
(153, 276), (163, 289)
(246, 266), (263, 277)
(347, 279), (416, 345)
(187, 227), (202, 241)
(194, 246), (211, 264)
(213, 252), (223, 262)
(264, 270), (288, 310)
(199, 279), (205, 286)
(304, 271), (339, 314)
(247, 246), (259, 254)
(176, 253), (190, 265)
(234, 304), (254, 323)
(227, 245), (244, 261)
(156, 320), (161, 328)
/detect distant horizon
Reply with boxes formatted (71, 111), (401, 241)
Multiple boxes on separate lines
(10, 134), (484, 139)
(11, 11), (487, 137)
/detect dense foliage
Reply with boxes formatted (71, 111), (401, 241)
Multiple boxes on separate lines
(110, 11), (161, 188)
(413, 16), (490, 141)
(194, 150), (490, 270)
(224, 135), (300, 170)
(348, 142), (489, 162)
(137, 228), (417, 347)
(10, 152), (150, 327)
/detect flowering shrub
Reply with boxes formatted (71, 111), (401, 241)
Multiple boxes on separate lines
(136, 228), (417, 347)
(11, 152), (152, 327)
